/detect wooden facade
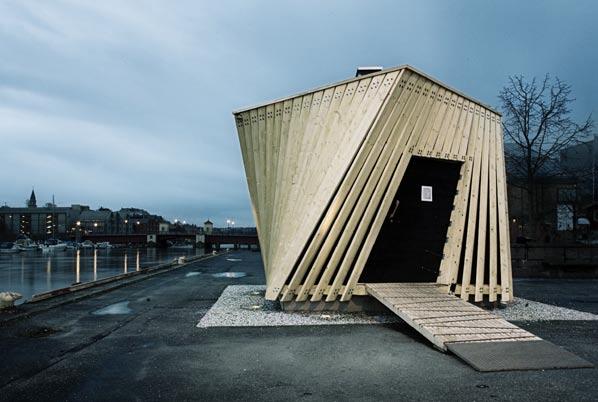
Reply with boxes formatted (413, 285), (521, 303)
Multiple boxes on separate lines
(233, 65), (512, 304)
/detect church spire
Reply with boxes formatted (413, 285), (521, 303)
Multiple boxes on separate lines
(27, 188), (37, 208)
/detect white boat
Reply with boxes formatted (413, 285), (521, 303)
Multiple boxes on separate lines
(169, 242), (194, 250)
(44, 239), (67, 252)
(14, 236), (40, 252)
(80, 240), (95, 249)
(95, 241), (113, 249)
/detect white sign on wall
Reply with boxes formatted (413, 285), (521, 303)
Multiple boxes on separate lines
(557, 204), (574, 231)
(421, 186), (433, 202)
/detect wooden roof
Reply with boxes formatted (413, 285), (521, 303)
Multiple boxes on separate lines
(233, 65), (500, 116)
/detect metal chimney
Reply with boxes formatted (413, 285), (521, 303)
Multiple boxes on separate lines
(355, 66), (383, 77)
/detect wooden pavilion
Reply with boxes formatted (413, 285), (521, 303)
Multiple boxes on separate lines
(233, 65), (512, 306)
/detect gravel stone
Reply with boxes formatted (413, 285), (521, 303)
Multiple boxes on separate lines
(197, 285), (598, 328)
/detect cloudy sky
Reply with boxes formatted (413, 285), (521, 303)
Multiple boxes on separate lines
(1, 0), (596, 226)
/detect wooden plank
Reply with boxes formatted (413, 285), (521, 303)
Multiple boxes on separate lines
(474, 111), (491, 302)
(459, 106), (485, 300)
(340, 81), (449, 301)
(366, 283), (538, 351)
(414, 87), (447, 154)
(268, 93), (315, 278)
(267, 74), (394, 299)
(495, 115), (513, 301)
(266, 98), (302, 279)
(488, 114), (498, 302)
(266, 100), (293, 270)
(280, 75), (389, 301)
(330, 79), (436, 302)
(281, 72), (402, 301)
(316, 77), (433, 302)
(437, 102), (479, 285)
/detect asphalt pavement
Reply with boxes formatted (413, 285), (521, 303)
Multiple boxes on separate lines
(0, 251), (596, 401)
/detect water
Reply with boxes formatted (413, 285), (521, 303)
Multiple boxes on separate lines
(0, 248), (204, 303)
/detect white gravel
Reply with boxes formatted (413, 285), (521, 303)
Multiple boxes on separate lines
(494, 297), (598, 321)
(197, 285), (598, 328)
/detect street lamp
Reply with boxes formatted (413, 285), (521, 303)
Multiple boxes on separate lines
(124, 219), (129, 248)
(76, 221), (81, 243)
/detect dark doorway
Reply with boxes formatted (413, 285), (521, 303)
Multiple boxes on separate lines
(361, 156), (462, 283)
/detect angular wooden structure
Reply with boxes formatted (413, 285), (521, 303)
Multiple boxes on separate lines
(233, 65), (512, 304)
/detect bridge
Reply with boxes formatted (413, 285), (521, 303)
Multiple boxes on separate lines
(203, 234), (259, 252)
(76, 233), (259, 251)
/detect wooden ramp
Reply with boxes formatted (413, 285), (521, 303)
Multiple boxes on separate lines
(366, 283), (539, 351)
(366, 283), (594, 371)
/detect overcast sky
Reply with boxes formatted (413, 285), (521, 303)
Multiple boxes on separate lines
(1, 0), (596, 226)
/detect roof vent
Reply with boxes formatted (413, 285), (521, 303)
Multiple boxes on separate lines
(355, 66), (383, 77)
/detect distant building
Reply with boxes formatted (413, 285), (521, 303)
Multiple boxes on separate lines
(505, 138), (597, 241)
(204, 219), (213, 235)
(0, 190), (70, 239)
(559, 136), (597, 203)
(159, 222), (170, 233)
(0, 192), (170, 240)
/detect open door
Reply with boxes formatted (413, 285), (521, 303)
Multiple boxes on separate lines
(361, 156), (462, 283)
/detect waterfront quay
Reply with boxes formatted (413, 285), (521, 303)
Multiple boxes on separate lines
(0, 251), (596, 401)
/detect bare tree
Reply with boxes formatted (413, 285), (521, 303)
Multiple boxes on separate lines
(499, 74), (593, 233)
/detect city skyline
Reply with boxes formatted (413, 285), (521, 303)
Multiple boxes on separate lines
(1, 188), (236, 227)
(1, 1), (597, 226)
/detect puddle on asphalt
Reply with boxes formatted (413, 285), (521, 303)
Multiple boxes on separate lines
(226, 258), (242, 262)
(185, 272), (201, 277)
(92, 301), (133, 315)
(211, 272), (247, 278)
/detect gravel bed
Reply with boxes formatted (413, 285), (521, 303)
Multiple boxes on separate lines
(197, 285), (399, 327)
(494, 297), (598, 321)
(197, 285), (598, 328)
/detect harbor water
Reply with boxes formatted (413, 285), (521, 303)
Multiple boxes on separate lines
(0, 248), (204, 303)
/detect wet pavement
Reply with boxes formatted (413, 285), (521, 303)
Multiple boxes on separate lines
(0, 251), (597, 401)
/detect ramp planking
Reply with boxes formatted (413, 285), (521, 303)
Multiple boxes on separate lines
(365, 283), (539, 351)
(366, 283), (593, 371)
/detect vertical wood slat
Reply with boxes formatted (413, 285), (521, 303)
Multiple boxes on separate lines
(474, 111), (491, 302)
(268, 94), (315, 278)
(295, 74), (406, 301)
(265, 98), (301, 280)
(340, 81), (444, 301)
(286, 72), (408, 302)
(460, 106), (485, 300)
(321, 79), (436, 302)
(495, 116), (513, 301)
(488, 114), (499, 302)
(328, 79), (434, 301)
(267, 74), (394, 299)
(279, 80), (366, 301)
(271, 79), (375, 296)
(436, 101), (478, 285)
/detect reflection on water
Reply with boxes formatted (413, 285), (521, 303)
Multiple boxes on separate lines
(0, 248), (204, 303)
